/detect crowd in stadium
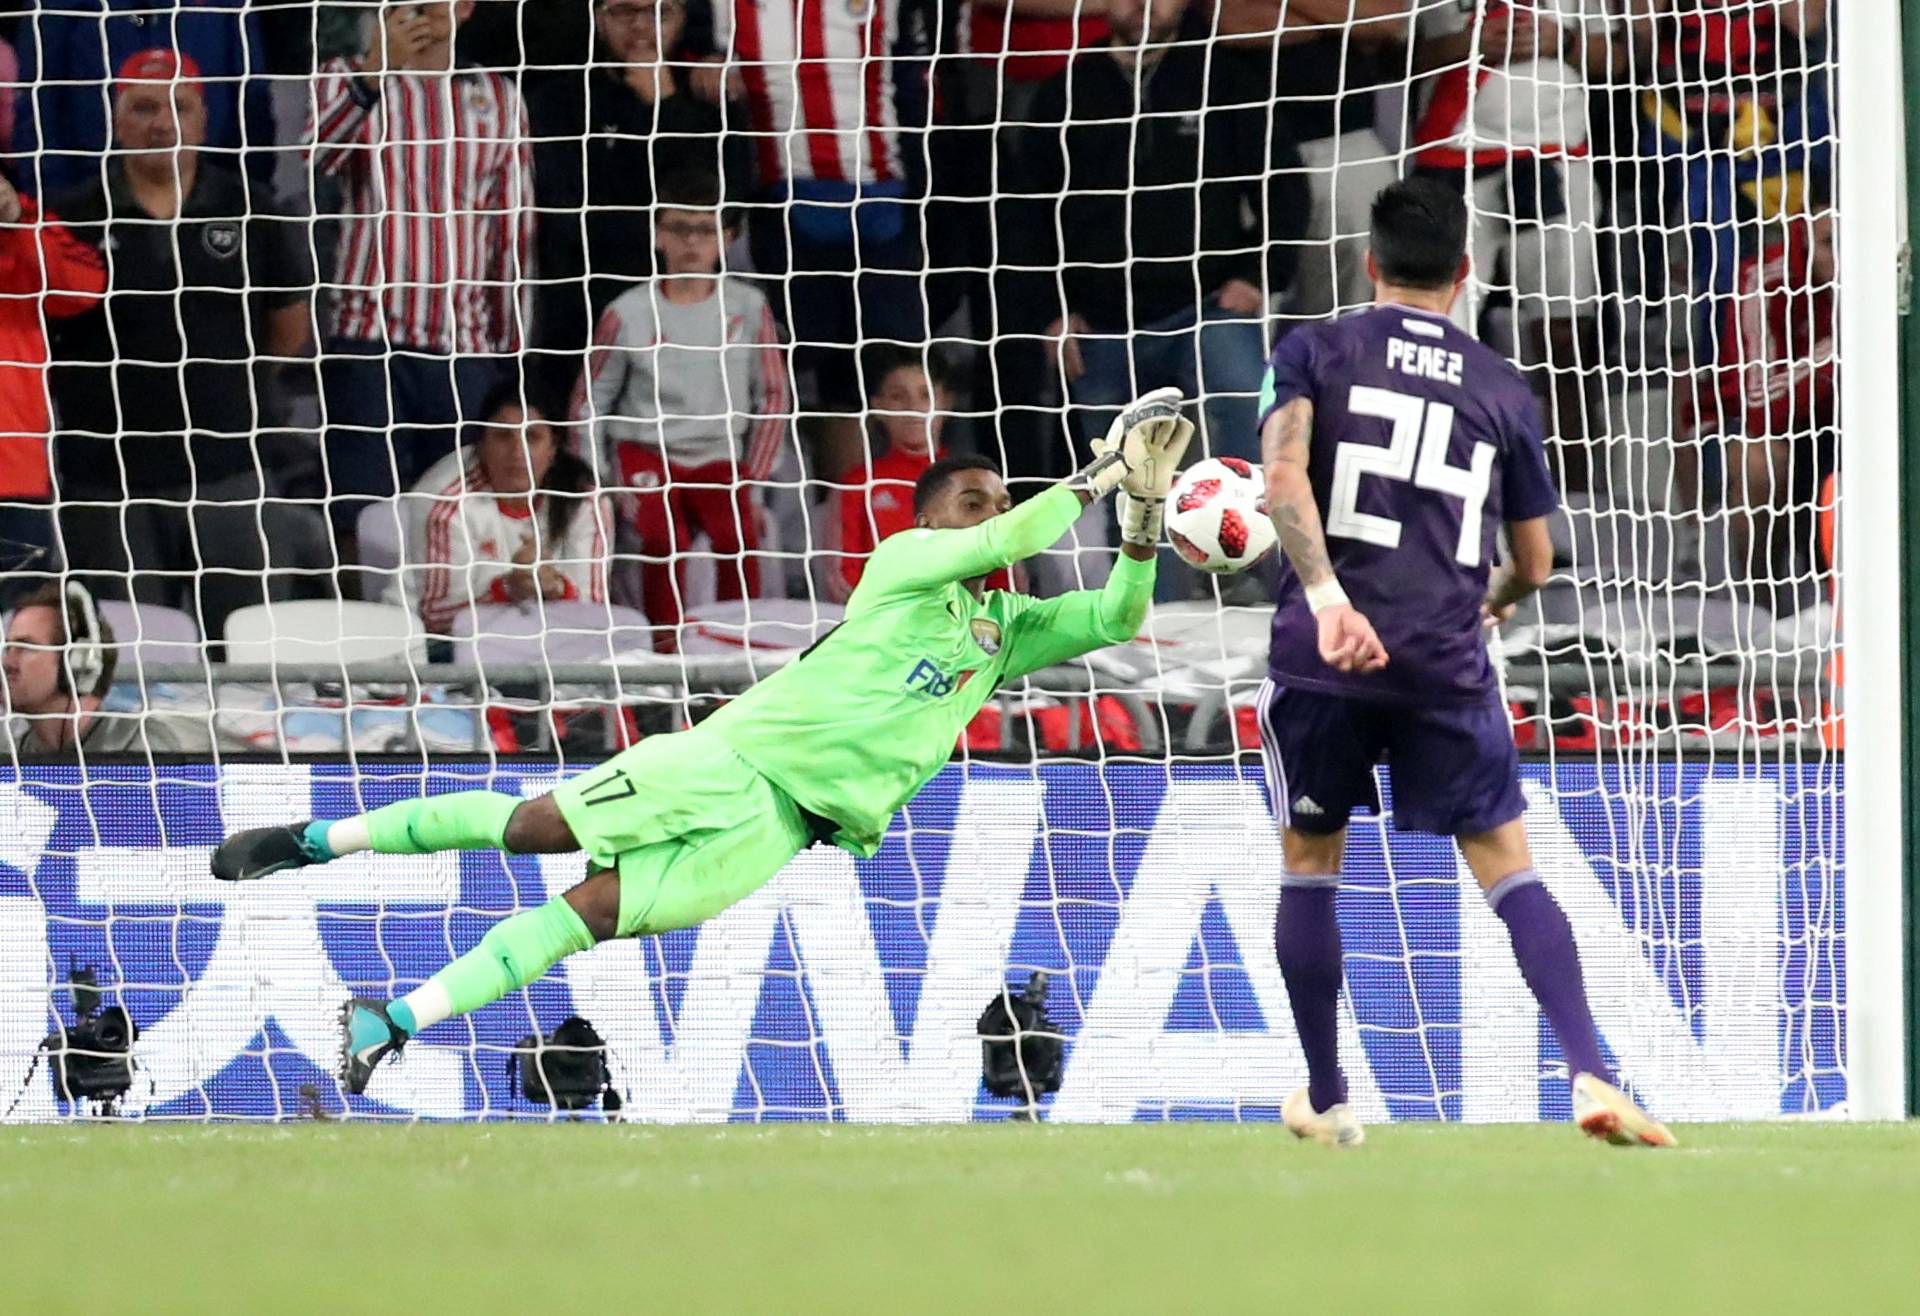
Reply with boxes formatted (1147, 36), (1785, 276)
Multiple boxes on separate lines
(0, 0), (1833, 664)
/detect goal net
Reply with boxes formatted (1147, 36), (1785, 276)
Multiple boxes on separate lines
(0, 0), (1844, 1122)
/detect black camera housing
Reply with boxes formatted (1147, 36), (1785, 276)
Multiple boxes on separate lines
(41, 965), (139, 1111)
(507, 1014), (621, 1114)
(978, 970), (1064, 1108)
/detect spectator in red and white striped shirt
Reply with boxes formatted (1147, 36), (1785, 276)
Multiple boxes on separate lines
(397, 374), (610, 639)
(717, 0), (927, 477)
(309, 1), (535, 551)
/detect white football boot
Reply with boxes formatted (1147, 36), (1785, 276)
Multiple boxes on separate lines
(1571, 1073), (1677, 1148)
(1283, 1086), (1366, 1148)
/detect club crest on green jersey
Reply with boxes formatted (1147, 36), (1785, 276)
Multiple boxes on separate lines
(970, 618), (1002, 656)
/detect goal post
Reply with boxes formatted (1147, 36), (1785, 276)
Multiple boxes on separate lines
(1840, 0), (1912, 1120)
(1891, 0), (1920, 1120)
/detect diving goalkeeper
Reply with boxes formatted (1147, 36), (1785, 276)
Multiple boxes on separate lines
(212, 389), (1194, 1094)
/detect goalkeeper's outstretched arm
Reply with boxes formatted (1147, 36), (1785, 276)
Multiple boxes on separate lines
(860, 484), (1091, 597)
(998, 549), (1155, 679)
(860, 389), (1195, 596)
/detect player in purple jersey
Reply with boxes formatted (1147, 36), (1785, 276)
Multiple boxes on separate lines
(1256, 178), (1675, 1149)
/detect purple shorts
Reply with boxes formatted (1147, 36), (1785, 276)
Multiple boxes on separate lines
(1255, 678), (1527, 838)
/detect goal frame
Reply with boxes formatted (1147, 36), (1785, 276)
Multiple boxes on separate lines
(1843, 0), (1910, 1119)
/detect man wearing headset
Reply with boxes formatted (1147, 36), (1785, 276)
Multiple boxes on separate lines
(0, 581), (209, 754)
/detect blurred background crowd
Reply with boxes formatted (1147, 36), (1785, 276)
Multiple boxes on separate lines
(0, 1), (1835, 675)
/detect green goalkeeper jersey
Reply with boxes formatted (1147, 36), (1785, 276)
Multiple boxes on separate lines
(702, 486), (1155, 856)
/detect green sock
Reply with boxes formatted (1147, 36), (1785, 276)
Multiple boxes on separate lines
(353, 791), (521, 856)
(399, 897), (596, 1029)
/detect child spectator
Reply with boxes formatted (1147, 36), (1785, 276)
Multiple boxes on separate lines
(527, 0), (751, 404)
(831, 347), (948, 599)
(578, 169), (790, 651)
(400, 376), (610, 639)
(829, 347), (1013, 601)
(0, 167), (104, 603)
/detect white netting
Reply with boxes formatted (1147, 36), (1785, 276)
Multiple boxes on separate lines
(0, 0), (1845, 1122)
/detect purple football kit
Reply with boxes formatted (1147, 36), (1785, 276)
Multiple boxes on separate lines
(1256, 304), (1560, 837)
(1256, 299), (1648, 1134)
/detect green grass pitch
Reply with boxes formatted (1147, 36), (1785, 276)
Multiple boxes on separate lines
(5, 1121), (1916, 1313)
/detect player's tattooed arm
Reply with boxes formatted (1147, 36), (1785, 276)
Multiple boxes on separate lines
(1261, 398), (1336, 588)
(1263, 396), (1387, 673)
(1483, 516), (1555, 624)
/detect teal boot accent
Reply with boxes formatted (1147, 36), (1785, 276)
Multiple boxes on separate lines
(210, 823), (323, 882)
(339, 999), (408, 1095)
(299, 819), (336, 862)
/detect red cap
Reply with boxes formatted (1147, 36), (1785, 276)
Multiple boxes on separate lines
(114, 48), (204, 98)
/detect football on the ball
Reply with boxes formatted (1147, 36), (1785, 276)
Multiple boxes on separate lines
(1165, 457), (1277, 574)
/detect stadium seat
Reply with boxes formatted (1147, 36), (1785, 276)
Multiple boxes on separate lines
(1133, 600), (1272, 670)
(222, 600), (428, 666)
(1580, 595), (1775, 664)
(675, 531), (789, 612)
(679, 599), (844, 655)
(356, 500), (407, 599)
(1551, 495), (1682, 591)
(1533, 581), (1585, 625)
(95, 600), (203, 678)
(452, 601), (652, 666)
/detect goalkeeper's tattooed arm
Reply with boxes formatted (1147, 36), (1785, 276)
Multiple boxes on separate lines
(1260, 396), (1388, 674)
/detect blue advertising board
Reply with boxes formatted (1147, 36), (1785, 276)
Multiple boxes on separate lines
(0, 760), (1843, 1122)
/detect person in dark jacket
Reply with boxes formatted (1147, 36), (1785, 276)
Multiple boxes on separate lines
(47, 52), (329, 645)
(1013, 0), (1308, 464)
(526, 0), (751, 404)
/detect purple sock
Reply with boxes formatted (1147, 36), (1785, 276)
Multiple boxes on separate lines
(1275, 876), (1347, 1112)
(1487, 871), (1611, 1084)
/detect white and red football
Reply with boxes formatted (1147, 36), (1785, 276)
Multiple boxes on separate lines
(1164, 457), (1276, 574)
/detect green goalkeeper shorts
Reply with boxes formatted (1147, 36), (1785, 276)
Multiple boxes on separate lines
(550, 727), (812, 939)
